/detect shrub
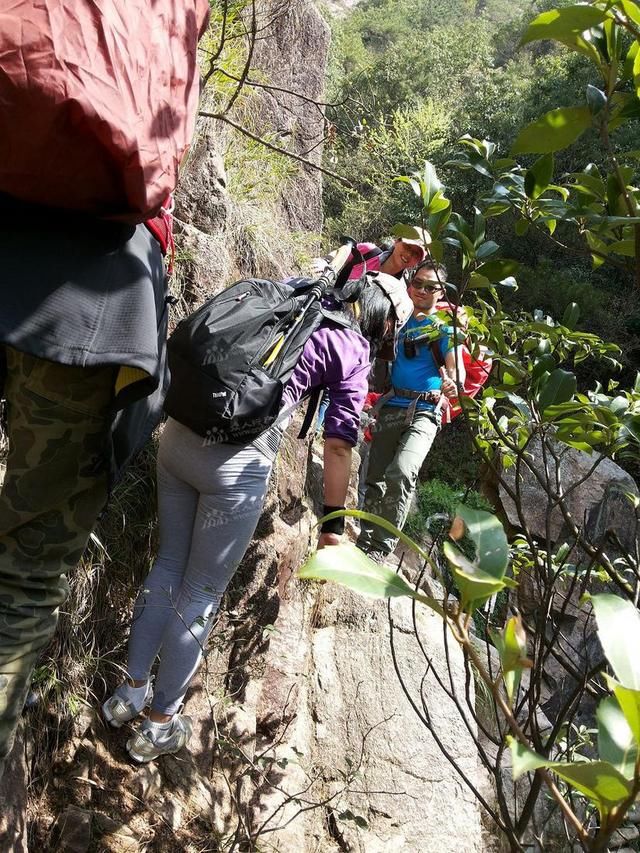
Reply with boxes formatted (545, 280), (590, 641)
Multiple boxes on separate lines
(405, 477), (493, 544)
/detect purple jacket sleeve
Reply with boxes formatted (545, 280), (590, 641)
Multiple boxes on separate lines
(281, 325), (371, 446)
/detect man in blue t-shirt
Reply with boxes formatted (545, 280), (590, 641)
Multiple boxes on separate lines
(357, 260), (465, 558)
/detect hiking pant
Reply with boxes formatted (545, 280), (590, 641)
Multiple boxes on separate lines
(0, 348), (114, 774)
(125, 418), (274, 716)
(357, 405), (438, 555)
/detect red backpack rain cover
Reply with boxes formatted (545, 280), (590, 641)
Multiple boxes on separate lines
(434, 300), (493, 425)
(0, 0), (210, 222)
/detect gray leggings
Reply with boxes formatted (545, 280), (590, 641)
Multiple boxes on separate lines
(126, 418), (274, 715)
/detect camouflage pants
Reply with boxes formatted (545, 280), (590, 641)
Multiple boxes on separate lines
(0, 347), (115, 774)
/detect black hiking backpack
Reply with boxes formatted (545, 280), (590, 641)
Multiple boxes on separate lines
(163, 245), (359, 444)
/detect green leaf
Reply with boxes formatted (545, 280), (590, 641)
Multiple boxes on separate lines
(457, 134), (489, 155)
(608, 239), (636, 256)
(562, 302), (580, 329)
(515, 219), (530, 236)
(483, 201), (512, 217)
(455, 505), (509, 578)
(586, 84), (607, 115)
(296, 543), (443, 615)
(520, 7), (611, 47)
(511, 107), (592, 155)
(319, 509), (433, 564)
(606, 169), (633, 216)
(585, 229), (609, 269)
(492, 614), (530, 703)
(476, 240), (500, 260)
(531, 353), (556, 382)
(422, 161), (442, 205)
(473, 209), (486, 245)
(603, 13), (624, 62)
(469, 272), (492, 289)
(509, 738), (547, 778)
(525, 153), (554, 199)
(546, 183), (570, 201)
(622, 413), (640, 444)
(392, 223), (428, 242)
(429, 239), (444, 263)
(616, 0), (640, 27)
(609, 93), (640, 121)
(427, 192), (451, 215)
(427, 205), (452, 238)
(603, 675), (640, 744)
(537, 369), (578, 410)
(597, 696), (638, 780)
(592, 594), (640, 690)
(570, 169), (606, 200)
(476, 259), (520, 281)
(622, 40), (639, 82)
(443, 542), (508, 611)
(508, 738), (632, 816)
(393, 176), (422, 198)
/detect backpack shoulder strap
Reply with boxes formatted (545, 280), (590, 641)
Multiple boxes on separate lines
(361, 246), (383, 262)
(297, 386), (323, 439)
(429, 338), (445, 369)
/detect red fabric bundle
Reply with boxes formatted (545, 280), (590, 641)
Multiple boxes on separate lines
(440, 346), (493, 425)
(0, 0), (210, 222)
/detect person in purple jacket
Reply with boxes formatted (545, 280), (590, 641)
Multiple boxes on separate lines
(102, 272), (413, 762)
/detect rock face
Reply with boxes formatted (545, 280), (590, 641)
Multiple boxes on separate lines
(499, 437), (639, 548)
(175, 0), (330, 303)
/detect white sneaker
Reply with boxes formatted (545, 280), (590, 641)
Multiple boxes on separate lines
(102, 679), (153, 728)
(126, 714), (193, 763)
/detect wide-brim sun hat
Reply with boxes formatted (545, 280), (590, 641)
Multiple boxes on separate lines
(397, 226), (432, 259)
(368, 271), (414, 329)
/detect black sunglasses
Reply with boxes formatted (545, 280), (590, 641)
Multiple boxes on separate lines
(410, 281), (442, 293)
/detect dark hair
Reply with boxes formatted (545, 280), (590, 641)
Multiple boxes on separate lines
(408, 259), (448, 283)
(355, 282), (394, 356)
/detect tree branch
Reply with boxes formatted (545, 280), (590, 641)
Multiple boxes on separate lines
(199, 111), (352, 186)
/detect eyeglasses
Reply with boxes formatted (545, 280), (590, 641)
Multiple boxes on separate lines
(410, 281), (442, 293)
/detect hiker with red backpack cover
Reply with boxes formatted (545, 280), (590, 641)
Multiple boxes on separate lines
(356, 259), (467, 560)
(0, 0), (209, 777)
(430, 300), (493, 425)
(101, 256), (414, 763)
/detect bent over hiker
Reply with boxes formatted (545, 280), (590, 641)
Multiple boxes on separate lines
(356, 261), (466, 560)
(102, 272), (413, 762)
